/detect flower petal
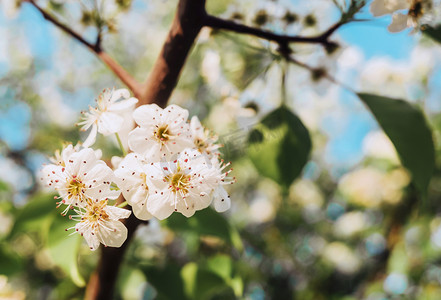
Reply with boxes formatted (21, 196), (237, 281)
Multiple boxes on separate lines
(97, 220), (128, 248)
(371, 0), (391, 16)
(106, 205), (132, 220)
(213, 186), (231, 212)
(133, 104), (162, 127)
(128, 188), (152, 220)
(388, 13), (409, 32)
(76, 223), (100, 251)
(163, 104), (189, 124)
(82, 123), (98, 148)
(147, 193), (175, 220)
(128, 127), (157, 156)
(98, 112), (124, 135)
(110, 88), (130, 102)
(109, 97), (138, 112)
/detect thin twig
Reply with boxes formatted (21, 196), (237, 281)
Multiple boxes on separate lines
(26, 0), (143, 98)
(27, 0), (95, 50)
(205, 15), (343, 47)
(284, 54), (354, 92)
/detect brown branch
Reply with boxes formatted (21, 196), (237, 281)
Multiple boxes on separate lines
(26, 0), (143, 98)
(205, 15), (343, 47)
(84, 214), (146, 300)
(139, 0), (207, 106)
(85, 0), (207, 298)
(283, 54), (353, 92)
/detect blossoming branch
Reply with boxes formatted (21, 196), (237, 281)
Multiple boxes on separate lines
(40, 88), (234, 251)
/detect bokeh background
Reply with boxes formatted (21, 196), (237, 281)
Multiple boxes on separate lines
(2, 0), (441, 299)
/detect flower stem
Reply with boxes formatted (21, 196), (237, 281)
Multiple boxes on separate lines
(115, 133), (127, 156)
(281, 61), (288, 105)
(117, 201), (128, 208)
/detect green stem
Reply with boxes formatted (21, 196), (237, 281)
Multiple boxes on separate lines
(117, 201), (128, 208)
(281, 62), (288, 105)
(115, 133), (127, 156)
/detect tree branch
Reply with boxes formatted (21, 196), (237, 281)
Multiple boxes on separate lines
(139, 0), (207, 106)
(26, 0), (143, 98)
(85, 0), (207, 298)
(84, 214), (146, 300)
(205, 15), (343, 47)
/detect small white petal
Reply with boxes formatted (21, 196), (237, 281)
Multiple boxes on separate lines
(163, 104), (189, 123)
(66, 148), (97, 177)
(110, 88), (130, 102)
(370, 0), (408, 16)
(97, 112), (124, 135)
(97, 220), (128, 248)
(147, 193), (175, 220)
(133, 104), (162, 127)
(128, 127), (157, 156)
(105, 205), (132, 220)
(111, 156), (123, 169)
(82, 124), (98, 148)
(76, 223), (100, 251)
(213, 186), (231, 213)
(109, 97), (138, 112)
(388, 13), (409, 32)
(128, 188), (152, 220)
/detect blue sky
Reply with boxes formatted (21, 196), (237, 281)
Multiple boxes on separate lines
(0, 3), (422, 174)
(339, 16), (416, 60)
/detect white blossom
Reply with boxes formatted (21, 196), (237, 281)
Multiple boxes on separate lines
(1, 0), (20, 19)
(370, 0), (436, 32)
(128, 104), (192, 160)
(145, 149), (234, 220)
(78, 88), (138, 148)
(70, 199), (131, 251)
(114, 153), (153, 221)
(48, 143), (102, 167)
(190, 116), (220, 157)
(370, 0), (408, 16)
(40, 148), (120, 212)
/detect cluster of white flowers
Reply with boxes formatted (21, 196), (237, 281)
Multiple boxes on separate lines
(41, 88), (234, 251)
(370, 0), (438, 32)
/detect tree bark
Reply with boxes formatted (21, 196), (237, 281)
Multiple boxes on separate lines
(139, 0), (207, 107)
(85, 0), (207, 298)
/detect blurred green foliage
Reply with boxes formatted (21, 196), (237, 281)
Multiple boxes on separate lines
(2, 0), (441, 299)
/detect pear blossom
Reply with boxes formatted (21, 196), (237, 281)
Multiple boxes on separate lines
(49, 144), (79, 167)
(41, 148), (120, 212)
(1, 0), (20, 19)
(40, 89), (236, 251)
(370, 0), (436, 32)
(190, 116), (221, 157)
(48, 143), (102, 167)
(128, 104), (192, 160)
(78, 88), (138, 148)
(114, 153), (153, 221)
(70, 199), (131, 251)
(145, 149), (234, 220)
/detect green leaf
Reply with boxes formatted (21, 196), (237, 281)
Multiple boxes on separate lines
(423, 25), (441, 44)
(0, 180), (10, 192)
(165, 208), (243, 251)
(205, 255), (232, 281)
(142, 263), (188, 300)
(47, 213), (85, 287)
(0, 245), (22, 276)
(182, 262), (232, 300)
(205, 255), (243, 297)
(117, 266), (147, 300)
(387, 242), (409, 274)
(9, 193), (56, 238)
(358, 93), (435, 196)
(247, 106), (312, 189)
